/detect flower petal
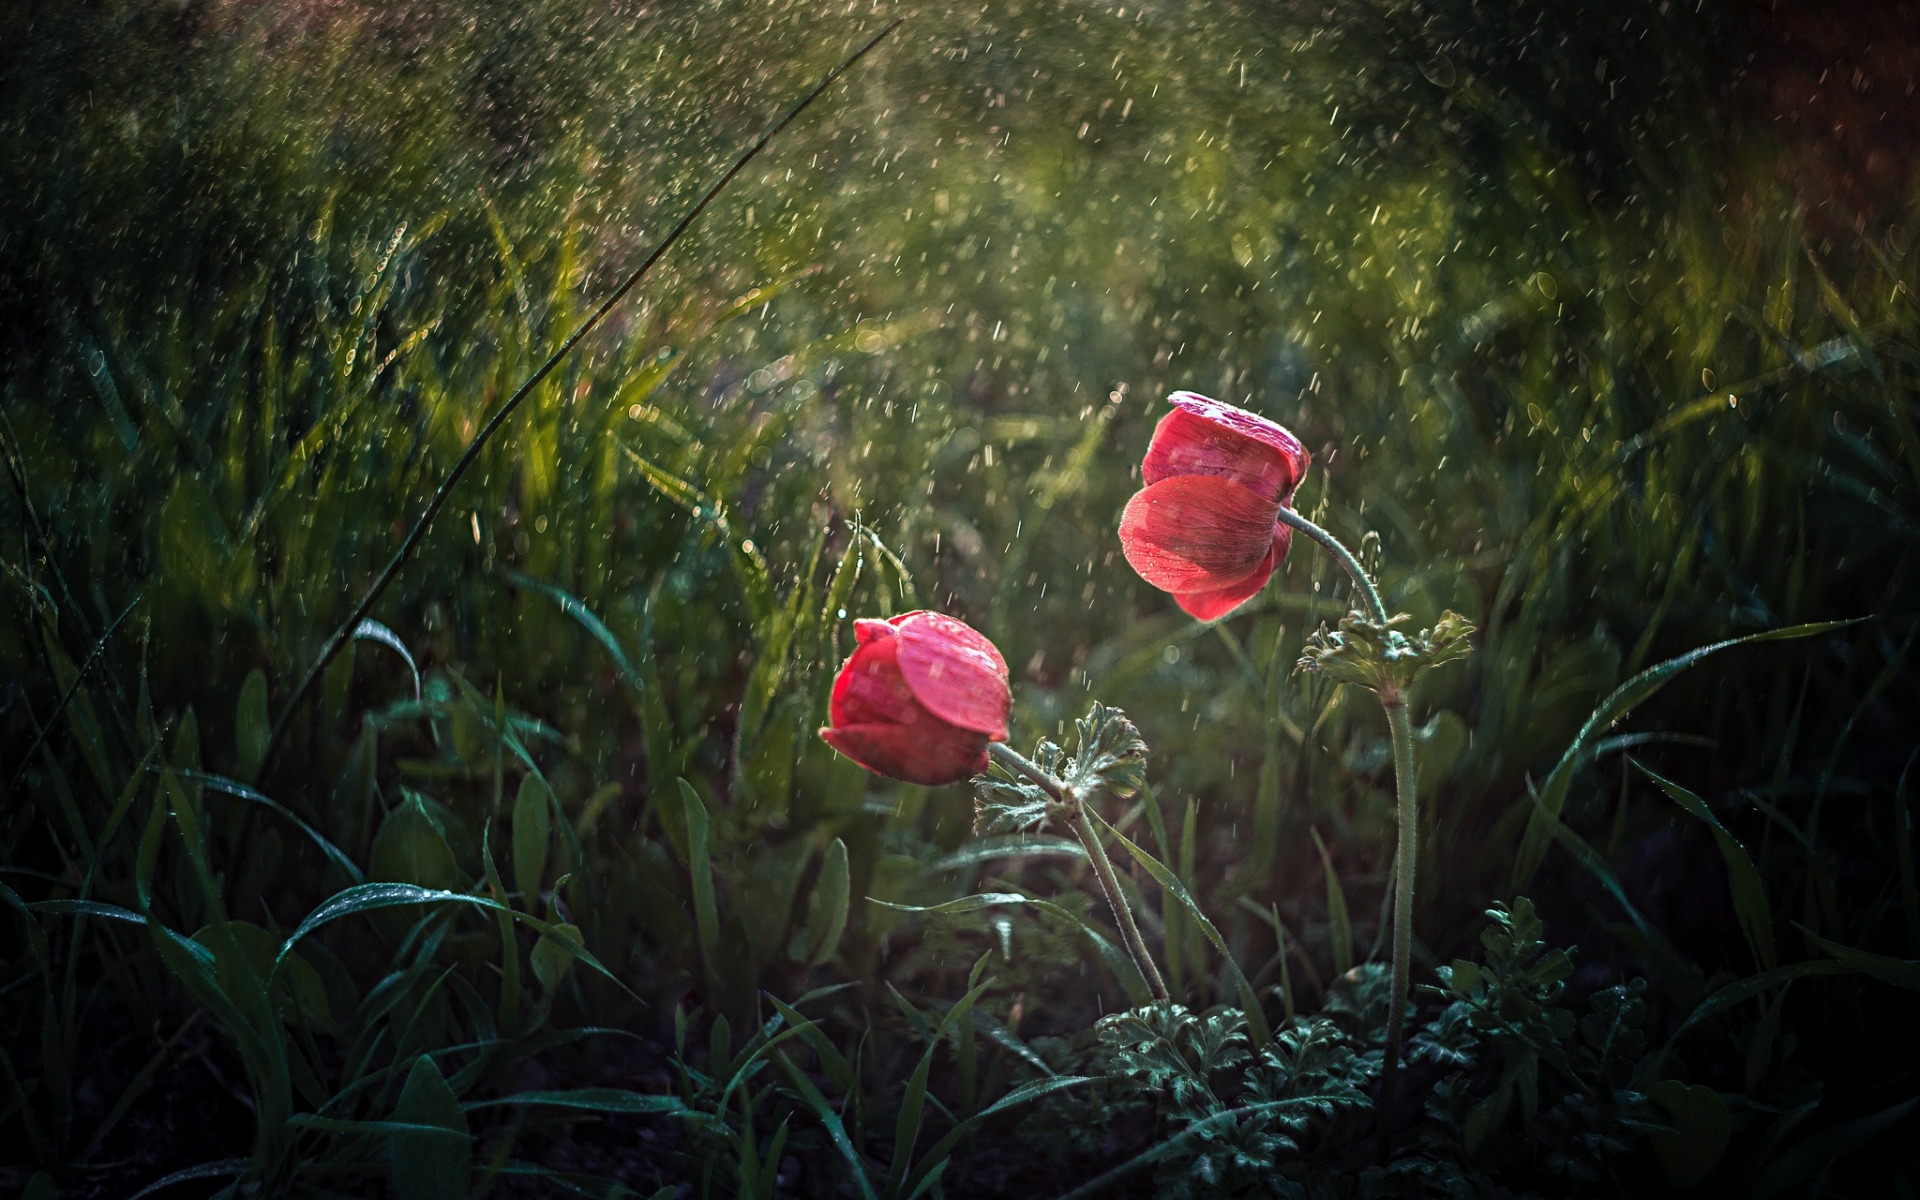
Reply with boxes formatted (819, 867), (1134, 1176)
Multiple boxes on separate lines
(818, 723), (990, 786)
(895, 611), (1012, 740)
(1120, 475), (1282, 595)
(828, 636), (922, 729)
(1143, 393), (1309, 503)
(853, 618), (900, 646)
(1171, 523), (1291, 621)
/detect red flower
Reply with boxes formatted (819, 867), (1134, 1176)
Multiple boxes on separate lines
(1119, 391), (1310, 621)
(818, 611), (1011, 786)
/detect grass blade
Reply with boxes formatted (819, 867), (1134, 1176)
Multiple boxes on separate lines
(1081, 806), (1271, 1045)
(775, 1049), (879, 1200)
(260, 17), (905, 769)
(909, 1075), (1098, 1190)
(392, 1055), (470, 1200)
(1638, 761), (1776, 970)
(1311, 826), (1353, 977)
(870, 894), (1151, 1005)
(2, 590), (143, 802)
(802, 837), (851, 971)
(166, 769), (364, 884)
(512, 773), (551, 905)
(274, 882), (636, 1002)
(678, 779), (723, 994)
(1796, 925), (1920, 991)
(1525, 783), (1699, 1009)
(125, 1159), (251, 1200)
(1752, 1094), (1917, 1199)
(510, 571), (646, 700)
(465, 1088), (690, 1115)
(1513, 620), (1857, 894)
(354, 619), (422, 700)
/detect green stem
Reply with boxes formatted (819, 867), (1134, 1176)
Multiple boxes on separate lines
(1274, 503), (1413, 1160)
(985, 740), (1063, 800)
(988, 743), (1170, 1002)
(1379, 699), (1417, 1160)
(1070, 806), (1172, 1002)
(1274, 506), (1389, 627)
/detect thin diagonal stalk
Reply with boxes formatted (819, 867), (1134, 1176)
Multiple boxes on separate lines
(989, 742), (1170, 1001)
(1275, 503), (1414, 1161)
(0, 409), (139, 744)
(3, 591), (145, 801)
(261, 17), (905, 771)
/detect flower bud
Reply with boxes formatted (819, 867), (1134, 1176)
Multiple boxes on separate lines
(819, 611), (1011, 785)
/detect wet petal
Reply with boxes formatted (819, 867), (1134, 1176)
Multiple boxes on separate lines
(853, 617), (900, 645)
(818, 723), (990, 786)
(1119, 476), (1282, 594)
(895, 611), (1012, 739)
(828, 637), (923, 729)
(1171, 524), (1291, 621)
(1143, 393), (1309, 503)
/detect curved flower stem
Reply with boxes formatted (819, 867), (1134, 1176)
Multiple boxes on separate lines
(1274, 507), (1389, 627)
(1274, 503), (1413, 1161)
(988, 742), (1171, 1002)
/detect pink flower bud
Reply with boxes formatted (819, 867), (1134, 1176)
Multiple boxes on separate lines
(818, 611), (1011, 785)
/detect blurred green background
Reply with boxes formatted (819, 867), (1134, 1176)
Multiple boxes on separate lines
(4, 0), (1918, 1194)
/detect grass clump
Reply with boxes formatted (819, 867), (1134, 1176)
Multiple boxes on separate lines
(3, 0), (1919, 1195)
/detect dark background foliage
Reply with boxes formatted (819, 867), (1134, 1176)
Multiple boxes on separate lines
(3, 0), (1917, 1195)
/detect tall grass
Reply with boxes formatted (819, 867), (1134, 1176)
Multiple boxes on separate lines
(3, 0), (1918, 1194)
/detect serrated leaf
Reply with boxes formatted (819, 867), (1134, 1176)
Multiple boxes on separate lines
(972, 778), (1054, 837)
(1061, 703), (1148, 800)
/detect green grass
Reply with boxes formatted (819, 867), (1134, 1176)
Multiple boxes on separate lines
(3, 0), (1919, 1195)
